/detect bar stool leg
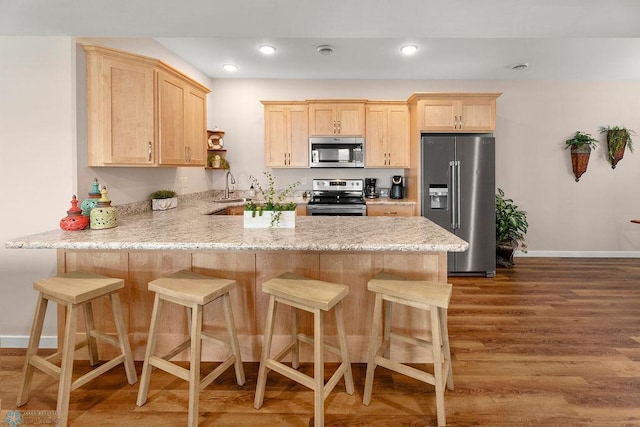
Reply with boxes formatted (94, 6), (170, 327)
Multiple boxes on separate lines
(313, 308), (324, 427)
(382, 299), (392, 359)
(222, 293), (246, 385)
(254, 295), (277, 409)
(110, 292), (137, 385)
(17, 293), (48, 406)
(291, 306), (300, 369)
(57, 303), (79, 427)
(136, 294), (164, 406)
(188, 303), (203, 427)
(440, 307), (454, 391)
(431, 308), (446, 426)
(334, 301), (354, 394)
(363, 292), (383, 406)
(82, 302), (99, 366)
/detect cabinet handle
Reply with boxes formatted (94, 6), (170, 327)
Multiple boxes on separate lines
(148, 141), (152, 161)
(459, 115), (463, 128)
(385, 211), (398, 215)
(337, 120), (341, 134)
(284, 153), (287, 166)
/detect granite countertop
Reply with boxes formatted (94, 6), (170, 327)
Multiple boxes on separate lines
(6, 198), (468, 253)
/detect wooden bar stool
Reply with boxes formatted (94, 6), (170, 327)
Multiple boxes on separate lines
(363, 271), (453, 426)
(136, 270), (245, 427)
(254, 272), (354, 427)
(17, 270), (138, 426)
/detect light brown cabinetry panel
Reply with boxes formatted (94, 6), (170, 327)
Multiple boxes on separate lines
(411, 93), (499, 132)
(308, 101), (365, 136)
(367, 204), (415, 216)
(83, 45), (209, 167)
(263, 102), (309, 167)
(365, 102), (409, 167)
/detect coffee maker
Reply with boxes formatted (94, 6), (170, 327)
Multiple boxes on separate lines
(390, 175), (404, 199)
(365, 178), (378, 198)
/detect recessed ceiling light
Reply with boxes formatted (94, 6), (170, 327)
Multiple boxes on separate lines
(316, 45), (334, 55)
(258, 44), (277, 55)
(511, 62), (529, 71)
(400, 44), (419, 55)
(223, 64), (238, 72)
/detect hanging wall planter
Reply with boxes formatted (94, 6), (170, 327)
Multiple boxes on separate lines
(564, 131), (598, 182)
(599, 126), (635, 169)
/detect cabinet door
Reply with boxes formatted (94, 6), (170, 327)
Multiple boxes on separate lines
(288, 105), (309, 167)
(418, 99), (457, 131)
(86, 54), (155, 166)
(308, 103), (336, 136)
(157, 71), (187, 165)
(365, 105), (387, 167)
(365, 103), (409, 168)
(386, 104), (409, 167)
(335, 103), (364, 135)
(264, 104), (308, 168)
(459, 99), (495, 131)
(264, 105), (290, 167)
(184, 87), (207, 166)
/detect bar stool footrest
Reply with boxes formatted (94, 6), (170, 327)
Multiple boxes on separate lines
(71, 355), (125, 390)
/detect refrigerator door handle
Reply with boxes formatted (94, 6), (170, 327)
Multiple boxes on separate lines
(449, 160), (456, 229)
(455, 160), (461, 229)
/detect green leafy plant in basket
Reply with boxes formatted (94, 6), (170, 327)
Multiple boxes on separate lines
(245, 171), (300, 227)
(496, 188), (528, 268)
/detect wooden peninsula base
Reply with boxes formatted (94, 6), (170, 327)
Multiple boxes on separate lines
(57, 249), (447, 363)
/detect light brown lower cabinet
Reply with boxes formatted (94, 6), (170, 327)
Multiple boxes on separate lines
(57, 249), (445, 362)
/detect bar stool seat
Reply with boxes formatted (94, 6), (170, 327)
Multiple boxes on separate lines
(136, 270), (245, 427)
(17, 270), (137, 426)
(254, 272), (354, 427)
(363, 271), (453, 426)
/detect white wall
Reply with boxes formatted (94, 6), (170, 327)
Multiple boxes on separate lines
(209, 79), (640, 254)
(2, 36), (640, 347)
(0, 37), (76, 346)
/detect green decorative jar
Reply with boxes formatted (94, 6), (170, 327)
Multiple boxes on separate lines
(81, 178), (101, 216)
(90, 186), (117, 229)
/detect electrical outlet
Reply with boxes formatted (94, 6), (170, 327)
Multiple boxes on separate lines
(301, 177), (308, 185)
(180, 176), (188, 189)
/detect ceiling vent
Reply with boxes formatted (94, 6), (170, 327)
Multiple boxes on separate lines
(511, 62), (529, 71)
(316, 45), (334, 56)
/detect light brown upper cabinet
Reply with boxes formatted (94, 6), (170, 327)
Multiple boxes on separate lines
(262, 102), (309, 168)
(83, 45), (210, 167)
(365, 102), (409, 168)
(308, 101), (365, 136)
(409, 93), (500, 132)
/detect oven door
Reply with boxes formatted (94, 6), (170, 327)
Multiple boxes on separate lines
(307, 204), (367, 216)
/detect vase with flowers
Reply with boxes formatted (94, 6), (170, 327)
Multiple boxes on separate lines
(244, 171), (300, 228)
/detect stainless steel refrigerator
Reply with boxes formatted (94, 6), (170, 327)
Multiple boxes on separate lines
(421, 134), (496, 277)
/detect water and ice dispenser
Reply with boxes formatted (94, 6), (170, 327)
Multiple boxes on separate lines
(429, 185), (448, 209)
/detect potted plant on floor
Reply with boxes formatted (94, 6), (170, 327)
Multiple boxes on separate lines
(599, 125), (635, 169)
(496, 188), (528, 268)
(150, 190), (178, 211)
(244, 171), (300, 228)
(565, 131), (598, 182)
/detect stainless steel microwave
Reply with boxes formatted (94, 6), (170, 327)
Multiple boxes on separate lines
(310, 137), (365, 168)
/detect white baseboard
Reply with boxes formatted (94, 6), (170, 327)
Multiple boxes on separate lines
(517, 251), (640, 258)
(1, 336), (57, 349)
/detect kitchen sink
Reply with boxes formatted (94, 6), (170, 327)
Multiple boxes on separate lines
(212, 197), (252, 204)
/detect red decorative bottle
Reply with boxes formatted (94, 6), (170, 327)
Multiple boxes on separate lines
(60, 195), (90, 231)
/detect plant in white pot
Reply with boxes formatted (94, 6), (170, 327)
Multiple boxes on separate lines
(244, 172), (299, 228)
(150, 190), (178, 211)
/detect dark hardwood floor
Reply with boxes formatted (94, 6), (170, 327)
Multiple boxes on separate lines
(2, 258), (639, 426)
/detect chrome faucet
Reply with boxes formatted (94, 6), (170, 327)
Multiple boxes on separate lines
(225, 170), (236, 199)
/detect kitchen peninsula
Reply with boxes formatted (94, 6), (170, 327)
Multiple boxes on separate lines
(6, 200), (467, 362)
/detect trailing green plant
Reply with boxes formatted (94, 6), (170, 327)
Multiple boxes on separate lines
(149, 190), (177, 199)
(496, 188), (528, 252)
(245, 171), (300, 227)
(564, 131), (598, 151)
(599, 125), (635, 167)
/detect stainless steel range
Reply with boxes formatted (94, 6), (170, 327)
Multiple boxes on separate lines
(307, 179), (367, 216)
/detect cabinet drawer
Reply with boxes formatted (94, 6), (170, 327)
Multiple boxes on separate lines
(367, 204), (415, 217)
